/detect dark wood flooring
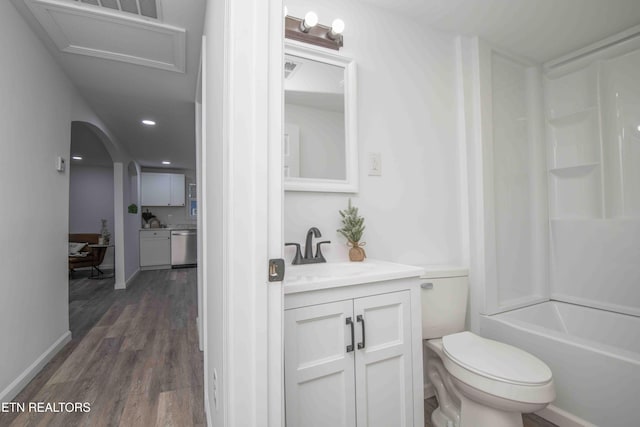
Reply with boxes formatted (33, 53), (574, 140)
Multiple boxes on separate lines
(424, 396), (558, 427)
(0, 268), (204, 427)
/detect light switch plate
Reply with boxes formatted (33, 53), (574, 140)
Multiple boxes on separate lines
(368, 152), (381, 176)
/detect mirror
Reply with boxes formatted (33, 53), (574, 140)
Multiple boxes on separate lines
(284, 41), (358, 192)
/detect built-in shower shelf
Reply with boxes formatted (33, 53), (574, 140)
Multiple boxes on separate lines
(548, 107), (596, 127)
(549, 162), (600, 178)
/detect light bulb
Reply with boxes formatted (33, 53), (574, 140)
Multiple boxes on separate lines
(304, 11), (318, 27)
(300, 11), (318, 32)
(331, 18), (345, 34)
(328, 18), (345, 40)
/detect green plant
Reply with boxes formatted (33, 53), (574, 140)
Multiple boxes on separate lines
(337, 199), (365, 243)
(128, 203), (138, 214)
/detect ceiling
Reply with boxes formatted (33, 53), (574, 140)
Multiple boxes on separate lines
(13, 0), (640, 173)
(13, 0), (205, 170)
(359, 0), (640, 62)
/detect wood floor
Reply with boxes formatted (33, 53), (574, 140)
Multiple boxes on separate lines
(424, 396), (558, 427)
(0, 268), (204, 427)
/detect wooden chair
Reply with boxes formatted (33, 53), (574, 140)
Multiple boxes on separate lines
(69, 233), (107, 278)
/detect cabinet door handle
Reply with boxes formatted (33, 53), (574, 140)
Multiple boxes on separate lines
(357, 315), (365, 350)
(346, 317), (354, 353)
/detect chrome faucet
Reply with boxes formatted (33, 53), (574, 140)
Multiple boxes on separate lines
(285, 227), (331, 265)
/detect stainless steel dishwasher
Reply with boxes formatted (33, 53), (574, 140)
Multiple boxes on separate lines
(171, 229), (197, 267)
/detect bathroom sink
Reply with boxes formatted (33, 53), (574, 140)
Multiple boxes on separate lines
(284, 259), (424, 294)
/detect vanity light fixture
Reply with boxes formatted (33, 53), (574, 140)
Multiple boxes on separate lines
(72, 156), (83, 160)
(285, 13), (344, 50)
(141, 119), (156, 126)
(162, 161), (171, 165)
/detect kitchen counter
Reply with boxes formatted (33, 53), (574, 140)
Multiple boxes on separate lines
(140, 225), (197, 231)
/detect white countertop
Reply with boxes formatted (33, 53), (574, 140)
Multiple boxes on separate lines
(283, 259), (425, 294)
(140, 225), (197, 231)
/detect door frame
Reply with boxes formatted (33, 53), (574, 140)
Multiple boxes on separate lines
(201, 0), (284, 425)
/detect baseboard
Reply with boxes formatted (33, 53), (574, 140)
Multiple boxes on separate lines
(0, 330), (72, 402)
(125, 268), (140, 289)
(140, 265), (171, 271)
(536, 404), (597, 427)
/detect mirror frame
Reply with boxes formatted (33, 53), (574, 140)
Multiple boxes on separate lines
(284, 40), (358, 193)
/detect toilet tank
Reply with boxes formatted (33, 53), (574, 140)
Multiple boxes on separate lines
(420, 267), (469, 339)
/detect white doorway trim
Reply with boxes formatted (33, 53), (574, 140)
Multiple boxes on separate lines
(222, 0), (283, 424)
(201, 0), (283, 425)
(113, 162), (126, 289)
(267, 0), (284, 424)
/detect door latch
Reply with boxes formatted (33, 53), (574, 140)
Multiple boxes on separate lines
(268, 258), (285, 282)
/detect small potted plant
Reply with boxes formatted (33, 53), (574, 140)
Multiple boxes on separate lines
(337, 199), (366, 262)
(128, 203), (138, 214)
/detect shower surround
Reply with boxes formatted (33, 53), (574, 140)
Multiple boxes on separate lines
(462, 25), (640, 426)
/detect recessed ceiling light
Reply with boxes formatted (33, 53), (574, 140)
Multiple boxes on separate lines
(637, 125), (640, 132)
(142, 119), (156, 126)
(72, 156), (83, 160)
(162, 161), (171, 165)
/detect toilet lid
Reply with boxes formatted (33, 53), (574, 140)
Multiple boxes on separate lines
(442, 332), (552, 386)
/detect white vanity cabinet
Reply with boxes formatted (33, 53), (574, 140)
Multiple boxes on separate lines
(140, 172), (185, 206)
(284, 262), (424, 427)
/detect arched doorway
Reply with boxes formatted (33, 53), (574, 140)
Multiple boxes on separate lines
(69, 121), (115, 278)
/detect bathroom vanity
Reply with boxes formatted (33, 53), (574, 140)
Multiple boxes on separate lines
(283, 260), (425, 427)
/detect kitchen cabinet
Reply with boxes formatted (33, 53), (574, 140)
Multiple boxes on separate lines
(141, 172), (185, 206)
(284, 269), (422, 427)
(139, 230), (171, 269)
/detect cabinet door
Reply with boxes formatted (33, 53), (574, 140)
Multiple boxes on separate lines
(139, 235), (171, 266)
(354, 291), (413, 427)
(285, 300), (356, 427)
(170, 174), (185, 206)
(141, 173), (171, 206)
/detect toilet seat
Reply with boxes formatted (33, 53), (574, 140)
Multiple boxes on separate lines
(442, 332), (552, 386)
(440, 332), (555, 404)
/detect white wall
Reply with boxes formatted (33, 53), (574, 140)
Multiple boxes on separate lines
(0, 1), (137, 400)
(69, 164), (115, 266)
(0, 0), (73, 400)
(284, 0), (465, 266)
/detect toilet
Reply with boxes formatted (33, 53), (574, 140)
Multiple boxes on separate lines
(421, 272), (555, 427)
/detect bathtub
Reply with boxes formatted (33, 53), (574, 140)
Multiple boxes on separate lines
(480, 301), (640, 427)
